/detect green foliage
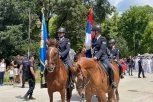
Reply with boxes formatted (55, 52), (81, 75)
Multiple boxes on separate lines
(0, 0), (39, 60)
(119, 6), (153, 55)
(0, 25), (24, 59)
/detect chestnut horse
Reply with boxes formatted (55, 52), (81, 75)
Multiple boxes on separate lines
(46, 39), (73, 102)
(72, 57), (120, 102)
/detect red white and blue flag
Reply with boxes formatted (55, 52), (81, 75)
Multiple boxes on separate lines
(85, 7), (93, 49)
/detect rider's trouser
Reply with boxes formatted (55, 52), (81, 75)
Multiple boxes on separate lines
(101, 59), (114, 84)
(63, 59), (74, 88)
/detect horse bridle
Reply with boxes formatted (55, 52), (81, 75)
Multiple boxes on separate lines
(76, 68), (90, 90)
(46, 47), (57, 73)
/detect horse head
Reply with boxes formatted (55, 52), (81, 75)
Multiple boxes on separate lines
(71, 62), (89, 100)
(46, 39), (59, 73)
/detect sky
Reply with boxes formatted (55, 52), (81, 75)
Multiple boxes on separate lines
(108, 0), (153, 13)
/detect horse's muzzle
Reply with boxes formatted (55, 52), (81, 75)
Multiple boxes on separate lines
(46, 64), (56, 72)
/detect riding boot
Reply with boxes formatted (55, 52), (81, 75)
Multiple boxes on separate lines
(69, 71), (75, 89)
(109, 69), (117, 89)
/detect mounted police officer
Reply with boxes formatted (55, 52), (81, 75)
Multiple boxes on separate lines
(109, 39), (124, 78)
(92, 25), (117, 88)
(58, 27), (74, 88)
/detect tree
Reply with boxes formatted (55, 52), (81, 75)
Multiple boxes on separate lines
(102, 11), (129, 57)
(119, 6), (153, 55)
(0, 0), (39, 59)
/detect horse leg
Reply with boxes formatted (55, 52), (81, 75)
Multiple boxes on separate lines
(97, 90), (107, 102)
(48, 92), (53, 102)
(60, 88), (66, 102)
(108, 89), (115, 102)
(66, 88), (73, 102)
(115, 87), (120, 102)
(80, 89), (85, 102)
(85, 91), (92, 102)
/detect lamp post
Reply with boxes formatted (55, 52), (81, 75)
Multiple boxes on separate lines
(28, 9), (31, 59)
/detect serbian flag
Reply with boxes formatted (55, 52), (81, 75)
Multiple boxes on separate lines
(85, 7), (93, 49)
(40, 13), (48, 72)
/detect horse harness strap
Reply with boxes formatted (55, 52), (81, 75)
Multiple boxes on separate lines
(76, 68), (90, 90)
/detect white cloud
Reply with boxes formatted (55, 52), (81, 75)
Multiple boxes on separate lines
(108, 0), (153, 13)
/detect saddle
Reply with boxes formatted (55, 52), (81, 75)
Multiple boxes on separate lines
(98, 61), (109, 76)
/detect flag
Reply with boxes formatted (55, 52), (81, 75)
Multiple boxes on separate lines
(85, 7), (93, 49)
(40, 13), (48, 72)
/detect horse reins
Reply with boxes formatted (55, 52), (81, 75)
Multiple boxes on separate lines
(76, 67), (90, 90)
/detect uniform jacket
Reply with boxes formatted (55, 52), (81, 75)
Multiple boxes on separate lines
(110, 47), (120, 60)
(58, 37), (71, 60)
(92, 35), (108, 60)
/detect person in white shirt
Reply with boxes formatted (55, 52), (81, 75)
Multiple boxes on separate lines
(0, 58), (6, 86)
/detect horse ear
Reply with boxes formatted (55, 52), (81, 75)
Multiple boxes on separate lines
(54, 39), (58, 48)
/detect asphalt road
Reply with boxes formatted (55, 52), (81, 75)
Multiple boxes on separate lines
(0, 72), (153, 102)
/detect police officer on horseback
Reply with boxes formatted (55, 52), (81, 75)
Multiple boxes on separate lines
(109, 39), (124, 78)
(58, 27), (74, 89)
(91, 25), (117, 89)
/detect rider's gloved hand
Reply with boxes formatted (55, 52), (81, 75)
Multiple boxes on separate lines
(93, 57), (97, 60)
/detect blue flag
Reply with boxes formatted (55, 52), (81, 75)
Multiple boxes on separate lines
(40, 13), (48, 72)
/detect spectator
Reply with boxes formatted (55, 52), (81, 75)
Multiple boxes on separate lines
(0, 58), (6, 86)
(8, 66), (14, 85)
(127, 56), (134, 76)
(15, 55), (22, 83)
(138, 57), (146, 78)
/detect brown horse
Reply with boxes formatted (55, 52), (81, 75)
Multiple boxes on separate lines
(72, 57), (120, 102)
(46, 39), (73, 102)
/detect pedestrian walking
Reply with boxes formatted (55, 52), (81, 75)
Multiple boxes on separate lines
(138, 57), (146, 78)
(24, 55), (36, 100)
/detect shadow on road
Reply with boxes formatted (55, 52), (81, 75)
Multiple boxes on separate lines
(128, 90), (138, 92)
(56, 94), (98, 102)
(16, 95), (24, 99)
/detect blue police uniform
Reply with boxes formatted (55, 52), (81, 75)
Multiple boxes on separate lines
(138, 58), (145, 78)
(24, 59), (35, 99)
(22, 57), (29, 88)
(110, 47), (119, 60)
(59, 37), (73, 68)
(92, 35), (115, 86)
(58, 37), (74, 88)
(110, 47), (123, 76)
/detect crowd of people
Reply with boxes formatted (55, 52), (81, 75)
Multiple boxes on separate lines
(0, 55), (36, 100)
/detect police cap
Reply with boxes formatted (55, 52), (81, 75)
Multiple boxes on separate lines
(109, 39), (116, 44)
(91, 25), (101, 32)
(57, 27), (66, 33)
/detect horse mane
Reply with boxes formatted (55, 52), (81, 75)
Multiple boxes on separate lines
(47, 38), (58, 47)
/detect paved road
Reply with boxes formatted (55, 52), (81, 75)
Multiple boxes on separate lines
(0, 72), (153, 102)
